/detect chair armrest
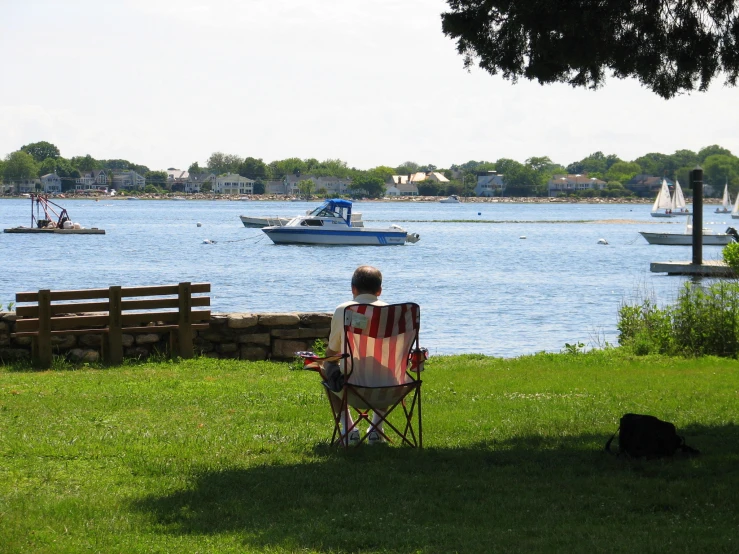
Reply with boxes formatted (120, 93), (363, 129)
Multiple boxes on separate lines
(295, 351), (349, 374)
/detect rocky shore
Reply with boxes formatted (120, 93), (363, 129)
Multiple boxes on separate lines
(1, 192), (722, 204)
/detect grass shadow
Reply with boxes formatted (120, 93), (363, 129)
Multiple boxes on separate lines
(132, 423), (739, 552)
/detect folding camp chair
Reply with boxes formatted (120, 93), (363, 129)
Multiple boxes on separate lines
(300, 302), (427, 448)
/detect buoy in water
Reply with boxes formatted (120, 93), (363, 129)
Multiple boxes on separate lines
(202, 239), (216, 244)
(520, 236), (526, 239)
(196, 222), (202, 227)
(478, 212), (481, 216)
(597, 238), (608, 245)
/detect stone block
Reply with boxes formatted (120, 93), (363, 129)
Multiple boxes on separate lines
(227, 313), (258, 329)
(219, 350), (240, 360)
(298, 327), (330, 339)
(194, 337), (214, 353)
(238, 332), (270, 346)
(210, 314), (230, 327)
(300, 313), (333, 326)
(0, 348), (29, 361)
(12, 336), (32, 346)
(122, 334), (135, 347)
(1, 313), (17, 322)
(271, 328), (301, 339)
(259, 313), (300, 327)
(68, 349), (100, 363)
(272, 339), (308, 360)
(0, 322), (7, 331)
(125, 346), (150, 359)
(136, 333), (160, 345)
(51, 334), (77, 349)
(217, 343), (239, 353)
(79, 334), (103, 347)
(201, 331), (225, 343)
(240, 345), (268, 361)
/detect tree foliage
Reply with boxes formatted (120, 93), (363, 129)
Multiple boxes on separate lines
(348, 175), (385, 198)
(3, 151), (38, 182)
(20, 141), (60, 162)
(441, 0), (739, 98)
(207, 152), (242, 175)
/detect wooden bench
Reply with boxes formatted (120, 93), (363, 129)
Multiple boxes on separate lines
(12, 282), (211, 368)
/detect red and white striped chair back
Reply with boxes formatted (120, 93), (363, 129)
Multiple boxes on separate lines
(343, 303), (420, 389)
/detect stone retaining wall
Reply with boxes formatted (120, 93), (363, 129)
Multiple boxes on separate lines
(0, 311), (332, 364)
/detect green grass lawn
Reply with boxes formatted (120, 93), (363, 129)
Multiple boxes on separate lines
(1, 350), (738, 553)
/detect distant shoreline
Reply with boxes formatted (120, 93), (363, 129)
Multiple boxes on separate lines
(0, 193), (723, 205)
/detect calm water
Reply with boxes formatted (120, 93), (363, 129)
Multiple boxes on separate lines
(0, 198), (730, 357)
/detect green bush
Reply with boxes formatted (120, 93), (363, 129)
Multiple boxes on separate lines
(723, 242), (739, 271)
(618, 281), (739, 357)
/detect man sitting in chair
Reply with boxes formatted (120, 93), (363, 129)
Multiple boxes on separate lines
(325, 265), (387, 445)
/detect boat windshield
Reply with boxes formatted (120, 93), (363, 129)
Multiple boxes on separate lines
(308, 200), (352, 226)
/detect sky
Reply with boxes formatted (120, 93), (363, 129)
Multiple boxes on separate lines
(2, 0), (739, 172)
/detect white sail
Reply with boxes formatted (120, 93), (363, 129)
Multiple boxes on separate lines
(732, 188), (739, 218)
(652, 179), (673, 212)
(672, 179), (687, 211)
(721, 184), (731, 210)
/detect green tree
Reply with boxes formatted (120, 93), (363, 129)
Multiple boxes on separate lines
(297, 179), (315, 198)
(253, 179), (265, 195)
(348, 175), (385, 198)
(367, 165), (395, 182)
(633, 153), (672, 177)
(417, 181), (444, 196)
(441, 1), (739, 99)
(145, 170), (168, 188)
(201, 182), (212, 193)
(605, 161), (642, 183)
(3, 151), (38, 182)
(699, 145), (733, 162)
(702, 155), (739, 190)
(269, 158), (307, 179)
(207, 152), (242, 175)
(70, 154), (100, 172)
(396, 161), (420, 175)
(20, 141), (60, 162)
(495, 158), (538, 196)
(238, 157), (269, 180)
(188, 162), (203, 175)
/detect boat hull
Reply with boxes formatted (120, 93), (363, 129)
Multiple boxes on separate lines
(262, 227), (408, 245)
(650, 212), (675, 218)
(3, 227), (105, 234)
(639, 232), (734, 245)
(240, 215), (291, 228)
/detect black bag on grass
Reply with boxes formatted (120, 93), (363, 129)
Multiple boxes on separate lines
(605, 413), (700, 458)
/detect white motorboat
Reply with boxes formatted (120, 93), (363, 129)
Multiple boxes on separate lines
(639, 216), (738, 245)
(261, 199), (419, 245)
(650, 179), (675, 217)
(240, 210), (363, 229)
(440, 195), (460, 203)
(716, 183), (731, 213)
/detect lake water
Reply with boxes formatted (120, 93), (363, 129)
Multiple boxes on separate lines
(0, 198), (731, 357)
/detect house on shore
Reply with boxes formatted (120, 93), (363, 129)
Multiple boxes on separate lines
(41, 173), (63, 194)
(75, 170), (108, 192)
(548, 174), (607, 196)
(214, 173), (254, 195)
(111, 170), (146, 191)
(475, 171), (505, 197)
(185, 172), (216, 194)
(626, 174), (675, 197)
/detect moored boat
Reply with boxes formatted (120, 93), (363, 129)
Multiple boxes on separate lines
(650, 179), (675, 217)
(3, 194), (105, 234)
(439, 195), (460, 203)
(261, 199), (419, 245)
(639, 216), (737, 245)
(716, 183), (732, 213)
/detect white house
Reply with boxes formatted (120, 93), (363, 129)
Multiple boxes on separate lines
(475, 172), (505, 197)
(385, 175), (419, 196)
(41, 173), (62, 194)
(112, 170), (146, 190)
(75, 170), (108, 191)
(548, 174), (607, 196)
(14, 179), (39, 193)
(214, 173), (254, 195)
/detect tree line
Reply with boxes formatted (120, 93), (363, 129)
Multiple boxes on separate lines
(2, 141), (739, 198)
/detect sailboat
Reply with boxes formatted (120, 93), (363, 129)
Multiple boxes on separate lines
(670, 179), (690, 215)
(731, 189), (739, 219)
(716, 182), (732, 213)
(650, 179), (675, 217)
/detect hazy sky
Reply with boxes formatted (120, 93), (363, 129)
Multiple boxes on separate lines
(3, 0), (739, 171)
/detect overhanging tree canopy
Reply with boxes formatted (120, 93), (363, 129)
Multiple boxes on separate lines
(441, 0), (739, 98)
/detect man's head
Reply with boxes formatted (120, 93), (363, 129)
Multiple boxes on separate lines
(351, 265), (382, 296)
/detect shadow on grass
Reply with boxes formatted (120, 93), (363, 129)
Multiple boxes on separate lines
(133, 424), (739, 552)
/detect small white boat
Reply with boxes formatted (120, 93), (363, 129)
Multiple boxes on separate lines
(261, 199), (419, 245)
(732, 190), (739, 219)
(440, 195), (460, 203)
(650, 179), (675, 217)
(640, 216), (738, 245)
(716, 183), (731, 213)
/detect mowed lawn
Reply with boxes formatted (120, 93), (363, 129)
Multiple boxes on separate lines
(1, 351), (738, 553)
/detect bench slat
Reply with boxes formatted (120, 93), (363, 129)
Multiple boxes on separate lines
(12, 323), (210, 338)
(16, 282), (210, 302)
(16, 297), (210, 318)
